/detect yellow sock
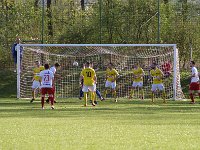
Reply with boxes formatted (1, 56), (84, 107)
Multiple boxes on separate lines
(84, 92), (87, 106)
(104, 90), (107, 98)
(151, 92), (154, 103)
(162, 91), (166, 103)
(113, 91), (117, 99)
(137, 88), (139, 98)
(94, 92), (96, 101)
(88, 92), (92, 100)
(130, 89), (134, 97)
(91, 92), (95, 104)
(32, 91), (35, 99)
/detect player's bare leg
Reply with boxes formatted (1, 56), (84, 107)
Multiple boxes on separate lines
(139, 87), (144, 100)
(112, 89), (117, 102)
(84, 92), (88, 106)
(189, 90), (195, 104)
(129, 87), (134, 99)
(31, 89), (36, 103)
(46, 86), (56, 103)
(49, 94), (54, 109)
(94, 93), (98, 104)
(137, 87), (140, 99)
(53, 86), (57, 103)
(41, 95), (45, 109)
(103, 88), (108, 99)
(151, 92), (155, 103)
(91, 92), (96, 106)
(162, 90), (166, 103)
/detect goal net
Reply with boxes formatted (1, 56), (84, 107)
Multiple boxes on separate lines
(17, 44), (184, 100)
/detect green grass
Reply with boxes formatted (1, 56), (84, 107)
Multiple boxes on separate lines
(0, 98), (200, 150)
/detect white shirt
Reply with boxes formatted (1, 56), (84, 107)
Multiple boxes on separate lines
(191, 67), (199, 83)
(50, 66), (56, 74)
(39, 70), (54, 88)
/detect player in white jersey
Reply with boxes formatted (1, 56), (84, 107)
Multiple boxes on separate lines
(189, 61), (200, 104)
(46, 63), (61, 103)
(39, 64), (54, 109)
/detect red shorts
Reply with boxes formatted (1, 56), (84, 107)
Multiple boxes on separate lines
(52, 85), (55, 94)
(41, 88), (54, 95)
(189, 82), (200, 91)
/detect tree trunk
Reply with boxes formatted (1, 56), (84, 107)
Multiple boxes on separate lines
(34, 0), (39, 8)
(47, 0), (53, 36)
(163, 0), (169, 4)
(182, 57), (187, 69)
(81, 0), (85, 11)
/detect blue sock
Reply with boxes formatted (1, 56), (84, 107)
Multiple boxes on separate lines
(96, 89), (102, 99)
(80, 89), (84, 97)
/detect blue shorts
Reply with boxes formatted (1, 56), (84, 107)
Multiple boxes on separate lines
(13, 55), (17, 64)
(13, 55), (22, 64)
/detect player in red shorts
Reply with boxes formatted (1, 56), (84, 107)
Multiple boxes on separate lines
(39, 63), (55, 109)
(161, 61), (172, 78)
(46, 63), (61, 103)
(189, 61), (200, 104)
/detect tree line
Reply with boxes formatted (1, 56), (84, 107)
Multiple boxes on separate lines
(0, 0), (200, 69)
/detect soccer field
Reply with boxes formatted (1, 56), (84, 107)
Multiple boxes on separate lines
(0, 98), (200, 150)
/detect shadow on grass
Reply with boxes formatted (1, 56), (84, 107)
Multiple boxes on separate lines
(1, 98), (200, 121)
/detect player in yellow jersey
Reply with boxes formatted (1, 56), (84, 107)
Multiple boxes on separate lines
(129, 63), (145, 99)
(150, 62), (166, 103)
(104, 63), (119, 102)
(30, 61), (45, 103)
(80, 62), (97, 106)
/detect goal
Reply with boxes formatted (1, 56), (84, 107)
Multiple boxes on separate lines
(16, 44), (184, 100)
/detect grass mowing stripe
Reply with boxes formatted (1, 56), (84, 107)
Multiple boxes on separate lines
(0, 98), (200, 150)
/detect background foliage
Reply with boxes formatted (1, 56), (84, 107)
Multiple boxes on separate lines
(0, 0), (200, 69)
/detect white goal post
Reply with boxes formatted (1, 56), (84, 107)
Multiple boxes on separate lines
(17, 44), (184, 100)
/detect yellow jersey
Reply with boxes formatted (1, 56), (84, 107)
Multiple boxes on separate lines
(81, 67), (96, 86)
(150, 68), (163, 84)
(132, 67), (144, 82)
(33, 66), (45, 81)
(106, 68), (119, 82)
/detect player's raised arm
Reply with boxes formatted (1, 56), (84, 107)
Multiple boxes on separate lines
(79, 75), (83, 85)
(105, 67), (109, 81)
(148, 66), (153, 82)
(142, 68), (145, 76)
(94, 72), (97, 84)
(52, 72), (55, 86)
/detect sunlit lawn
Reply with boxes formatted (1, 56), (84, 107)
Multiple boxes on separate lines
(0, 98), (199, 150)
